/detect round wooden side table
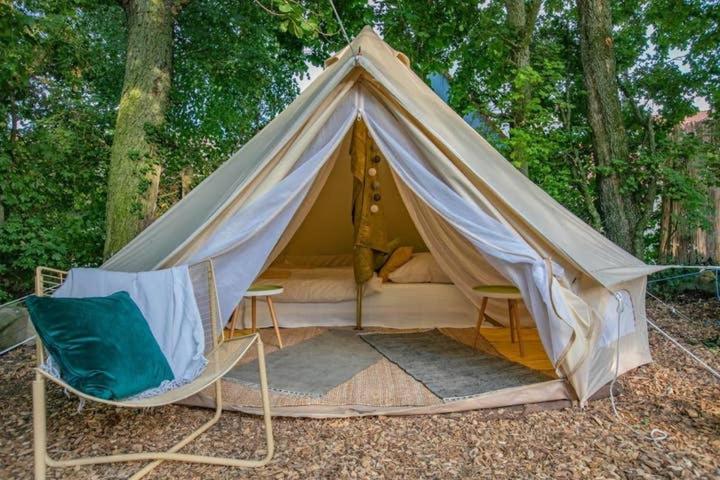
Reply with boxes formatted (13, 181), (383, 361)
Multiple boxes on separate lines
(472, 285), (524, 356)
(228, 284), (284, 348)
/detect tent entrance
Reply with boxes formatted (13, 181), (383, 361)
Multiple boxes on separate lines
(207, 115), (559, 417)
(270, 117), (427, 268)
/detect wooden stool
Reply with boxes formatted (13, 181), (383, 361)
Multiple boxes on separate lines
(228, 284), (284, 348)
(472, 285), (525, 356)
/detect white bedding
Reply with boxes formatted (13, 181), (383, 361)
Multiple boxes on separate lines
(260, 267), (382, 303)
(244, 282), (477, 329)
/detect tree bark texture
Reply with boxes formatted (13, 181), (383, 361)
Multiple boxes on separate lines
(577, 0), (636, 255)
(660, 188), (720, 264)
(505, 0), (541, 177)
(104, 0), (173, 257)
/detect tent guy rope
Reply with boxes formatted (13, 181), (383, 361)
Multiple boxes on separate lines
(607, 284), (720, 446)
(328, 0), (355, 56)
(645, 291), (720, 380)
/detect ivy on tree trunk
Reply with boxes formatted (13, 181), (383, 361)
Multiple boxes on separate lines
(577, 0), (636, 255)
(504, 0), (542, 177)
(104, 0), (174, 258)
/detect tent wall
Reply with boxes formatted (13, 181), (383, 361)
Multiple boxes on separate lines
(277, 127), (426, 259)
(344, 30), (648, 287)
(184, 85), (360, 321)
(102, 65), (361, 272)
(575, 276), (652, 398)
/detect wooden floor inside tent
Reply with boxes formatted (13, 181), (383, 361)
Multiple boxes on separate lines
(183, 326), (564, 417)
(476, 327), (555, 376)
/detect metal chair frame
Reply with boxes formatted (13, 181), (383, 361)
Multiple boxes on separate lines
(31, 262), (274, 479)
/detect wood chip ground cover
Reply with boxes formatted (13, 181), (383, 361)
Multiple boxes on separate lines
(0, 299), (718, 479)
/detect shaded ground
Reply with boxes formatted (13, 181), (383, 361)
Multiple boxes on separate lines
(1, 298), (718, 479)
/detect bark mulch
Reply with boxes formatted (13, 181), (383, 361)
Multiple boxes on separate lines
(1, 298), (718, 479)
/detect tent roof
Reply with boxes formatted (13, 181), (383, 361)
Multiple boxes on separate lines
(104, 26), (656, 287)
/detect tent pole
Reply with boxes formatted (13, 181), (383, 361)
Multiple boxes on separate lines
(355, 283), (364, 330)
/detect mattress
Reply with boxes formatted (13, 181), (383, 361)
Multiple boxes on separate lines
(260, 266), (382, 303)
(243, 282), (477, 329)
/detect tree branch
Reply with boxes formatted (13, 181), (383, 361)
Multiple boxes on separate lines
(253, 0), (283, 17)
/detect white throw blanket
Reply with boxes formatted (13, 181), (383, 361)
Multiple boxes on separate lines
(53, 266), (207, 388)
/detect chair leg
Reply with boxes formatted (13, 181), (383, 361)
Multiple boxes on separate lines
(266, 297), (283, 349)
(251, 297), (257, 333)
(128, 379), (226, 479)
(473, 297), (489, 349)
(33, 374), (47, 480)
(39, 335), (275, 478)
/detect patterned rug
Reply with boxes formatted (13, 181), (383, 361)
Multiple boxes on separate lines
(226, 329), (382, 397)
(361, 329), (550, 401)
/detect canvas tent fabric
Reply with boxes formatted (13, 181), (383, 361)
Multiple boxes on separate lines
(103, 27), (657, 404)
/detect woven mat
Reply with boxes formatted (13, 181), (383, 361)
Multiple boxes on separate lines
(361, 329), (550, 401)
(225, 329), (382, 397)
(219, 327), (501, 408)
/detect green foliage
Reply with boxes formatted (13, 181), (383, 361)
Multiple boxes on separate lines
(0, 0), (718, 301)
(0, 1), (122, 301)
(378, 0), (720, 253)
(0, 0), (371, 300)
(153, 0), (371, 212)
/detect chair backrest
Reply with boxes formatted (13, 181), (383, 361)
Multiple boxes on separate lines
(34, 260), (224, 363)
(187, 260), (224, 352)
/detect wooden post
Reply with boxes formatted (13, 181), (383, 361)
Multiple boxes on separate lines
(355, 283), (364, 330)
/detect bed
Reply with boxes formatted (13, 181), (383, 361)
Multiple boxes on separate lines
(244, 266), (477, 329)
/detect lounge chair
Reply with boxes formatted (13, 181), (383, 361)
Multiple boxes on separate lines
(31, 261), (274, 479)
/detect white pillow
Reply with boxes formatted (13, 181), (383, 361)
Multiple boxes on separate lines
(387, 253), (452, 284)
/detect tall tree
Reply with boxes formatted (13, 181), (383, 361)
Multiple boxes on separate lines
(504, 0), (542, 176)
(576, 0), (636, 253)
(103, 0), (361, 257)
(103, 0), (176, 257)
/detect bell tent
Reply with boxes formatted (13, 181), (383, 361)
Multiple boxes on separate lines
(103, 27), (662, 415)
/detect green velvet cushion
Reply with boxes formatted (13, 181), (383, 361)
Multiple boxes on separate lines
(25, 291), (174, 400)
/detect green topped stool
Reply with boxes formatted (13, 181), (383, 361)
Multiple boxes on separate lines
(229, 284), (284, 348)
(472, 285), (525, 356)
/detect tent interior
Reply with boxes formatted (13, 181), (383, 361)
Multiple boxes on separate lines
(185, 113), (566, 417)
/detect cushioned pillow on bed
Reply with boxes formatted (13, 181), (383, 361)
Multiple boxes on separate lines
(387, 252), (453, 284)
(378, 246), (414, 281)
(25, 291), (174, 400)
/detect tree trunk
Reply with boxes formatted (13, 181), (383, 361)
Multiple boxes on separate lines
(709, 188), (720, 262)
(180, 166), (193, 198)
(659, 195), (674, 263)
(104, 0), (174, 257)
(505, 0), (542, 177)
(577, 0), (635, 254)
(659, 185), (720, 265)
